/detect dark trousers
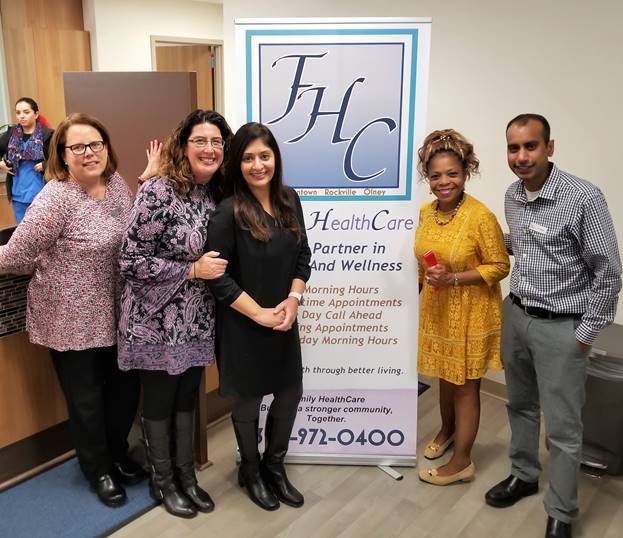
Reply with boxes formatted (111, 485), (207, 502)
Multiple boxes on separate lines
(50, 345), (140, 483)
(139, 367), (204, 421)
(232, 382), (303, 422)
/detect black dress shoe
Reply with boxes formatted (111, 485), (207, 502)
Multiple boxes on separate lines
(485, 474), (538, 507)
(183, 483), (215, 513)
(545, 516), (571, 538)
(113, 458), (148, 485)
(92, 473), (127, 507)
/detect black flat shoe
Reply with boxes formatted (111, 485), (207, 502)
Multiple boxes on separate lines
(113, 458), (148, 485)
(485, 474), (538, 508)
(545, 516), (571, 538)
(92, 473), (127, 507)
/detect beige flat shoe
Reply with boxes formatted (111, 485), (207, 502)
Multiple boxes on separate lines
(423, 434), (455, 460)
(418, 462), (475, 486)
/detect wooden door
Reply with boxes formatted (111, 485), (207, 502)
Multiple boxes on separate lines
(155, 44), (215, 111)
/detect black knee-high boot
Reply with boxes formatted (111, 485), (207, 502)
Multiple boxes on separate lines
(174, 411), (215, 513)
(261, 414), (304, 507)
(141, 416), (197, 519)
(232, 418), (279, 511)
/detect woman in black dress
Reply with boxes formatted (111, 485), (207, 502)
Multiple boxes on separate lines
(207, 122), (311, 511)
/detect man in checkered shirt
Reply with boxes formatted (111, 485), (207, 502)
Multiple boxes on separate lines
(484, 114), (622, 538)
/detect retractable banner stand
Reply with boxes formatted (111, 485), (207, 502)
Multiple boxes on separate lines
(234, 18), (431, 466)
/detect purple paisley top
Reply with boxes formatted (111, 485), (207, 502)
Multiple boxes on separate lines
(117, 176), (216, 374)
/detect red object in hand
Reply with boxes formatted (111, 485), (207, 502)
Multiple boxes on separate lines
(422, 250), (439, 291)
(423, 250), (438, 268)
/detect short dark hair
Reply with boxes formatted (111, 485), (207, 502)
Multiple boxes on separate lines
(15, 97), (39, 113)
(45, 113), (118, 182)
(506, 113), (551, 143)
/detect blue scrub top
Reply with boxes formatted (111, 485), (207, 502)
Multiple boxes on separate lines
(11, 137), (45, 204)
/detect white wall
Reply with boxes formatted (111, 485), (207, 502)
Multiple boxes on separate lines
(83, 0), (223, 71)
(0, 14), (10, 127)
(222, 0), (623, 339)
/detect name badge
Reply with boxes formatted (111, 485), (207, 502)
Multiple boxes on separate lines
(529, 222), (547, 234)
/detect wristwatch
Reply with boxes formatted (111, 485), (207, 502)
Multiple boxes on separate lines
(288, 291), (303, 304)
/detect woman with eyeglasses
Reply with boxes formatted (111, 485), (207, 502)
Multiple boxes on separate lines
(0, 113), (145, 506)
(0, 97), (54, 223)
(118, 110), (232, 519)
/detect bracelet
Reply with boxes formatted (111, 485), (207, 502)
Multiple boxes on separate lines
(192, 263), (196, 279)
(288, 291), (303, 303)
(453, 273), (460, 287)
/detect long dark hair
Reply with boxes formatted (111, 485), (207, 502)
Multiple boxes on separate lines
(160, 109), (232, 199)
(225, 122), (301, 242)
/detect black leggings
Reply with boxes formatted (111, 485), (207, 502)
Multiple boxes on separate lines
(140, 367), (204, 420)
(232, 382), (303, 422)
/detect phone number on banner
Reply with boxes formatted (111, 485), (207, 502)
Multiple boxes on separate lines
(278, 428), (405, 447)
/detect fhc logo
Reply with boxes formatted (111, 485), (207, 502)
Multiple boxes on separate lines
(257, 42), (409, 192)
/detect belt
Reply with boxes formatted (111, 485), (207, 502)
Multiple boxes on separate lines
(509, 293), (580, 320)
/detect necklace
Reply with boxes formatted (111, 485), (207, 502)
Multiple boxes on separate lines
(434, 193), (465, 226)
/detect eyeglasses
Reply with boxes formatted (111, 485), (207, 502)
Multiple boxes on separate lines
(188, 137), (224, 149)
(65, 141), (105, 155)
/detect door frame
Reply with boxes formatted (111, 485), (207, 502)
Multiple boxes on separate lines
(150, 35), (224, 114)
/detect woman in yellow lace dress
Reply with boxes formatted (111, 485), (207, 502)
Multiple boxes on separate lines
(414, 129), (509, 485)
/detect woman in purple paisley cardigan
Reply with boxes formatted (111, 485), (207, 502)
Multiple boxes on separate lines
(118, 110), (232, 519)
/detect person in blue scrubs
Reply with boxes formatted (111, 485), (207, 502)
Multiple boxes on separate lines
(0, 97), (54, 224)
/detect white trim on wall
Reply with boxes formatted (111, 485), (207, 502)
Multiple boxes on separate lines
(0, 14), (11, 127)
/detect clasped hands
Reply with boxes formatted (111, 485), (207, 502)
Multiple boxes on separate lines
(424, 263), (453, 289)
(192, 252), (298, 332)
(254, 296), (299, 332)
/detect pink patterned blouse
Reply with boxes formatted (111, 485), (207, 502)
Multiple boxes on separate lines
(0, 173), (133, 351)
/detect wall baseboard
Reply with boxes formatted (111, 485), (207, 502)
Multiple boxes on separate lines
(0, 421), (72, 490)
(481, 378), (507, 401)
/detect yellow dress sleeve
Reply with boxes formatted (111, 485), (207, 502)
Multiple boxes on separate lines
(414, 204), (427, 286)
(474, 208), (510, 286)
